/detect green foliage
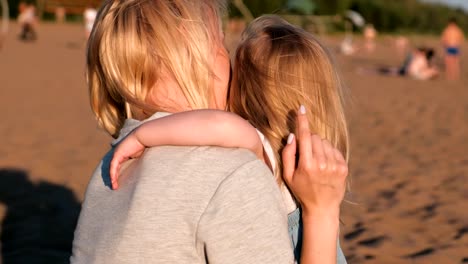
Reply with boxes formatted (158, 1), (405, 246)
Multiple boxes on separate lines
(348, 0), (468, 34)
(229, 0), (468, 34)
(287, 0), (316, 15)
(229, 0), (288, 18)
(5, 0), (467, 34)
(313, 0), (351, 15)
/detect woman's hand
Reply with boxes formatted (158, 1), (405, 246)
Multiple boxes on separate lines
(282, 105), (348, 263)
(281, 105), (348, 216)
(110, 132), (146, 190)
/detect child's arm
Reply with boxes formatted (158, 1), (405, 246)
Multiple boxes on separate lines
(110, 109), (263, 189)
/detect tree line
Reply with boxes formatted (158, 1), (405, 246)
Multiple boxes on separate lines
(5, 0), (468, 34)
(229, 0), (468, 34)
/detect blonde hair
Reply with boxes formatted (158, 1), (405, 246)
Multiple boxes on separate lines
(229, 15), (349, 183)
(87, 0), (226, 138)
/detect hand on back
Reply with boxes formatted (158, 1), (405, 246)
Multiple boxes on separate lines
(110, 132), (146, 190)
(282, 106), (348, 216)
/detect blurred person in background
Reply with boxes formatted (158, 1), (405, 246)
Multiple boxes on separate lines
(441, 18), (465, 80)
(358, 47), (439, 81)
(363, 24), (377, 53)
(17, 2), (36, 40)
(17, 2), (27, 22)
(17, 2), (37, 41)
(83, 4), (97, 40)
(340, 35), (355, 56)
(55, 6), (66, 23)
(407, 47), (439, 80)
(395, 36), (409, 60)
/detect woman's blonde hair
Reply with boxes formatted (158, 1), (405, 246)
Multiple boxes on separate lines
(229, 15), (349, 183)
(87, 0), (226, 138)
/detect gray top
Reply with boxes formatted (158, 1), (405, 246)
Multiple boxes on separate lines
(70, 112), (294, 264)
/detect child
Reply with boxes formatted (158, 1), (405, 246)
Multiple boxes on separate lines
(111, 15), (349, 264)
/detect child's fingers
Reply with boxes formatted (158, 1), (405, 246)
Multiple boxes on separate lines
(109, 155), (119, 190)
(282, 133), (297, 185)
(112, 176), (119, 190)
(110, 152), (126, 190)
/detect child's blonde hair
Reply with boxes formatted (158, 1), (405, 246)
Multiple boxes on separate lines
(229, 15), (349, 182)
(87, 0), (226, 138)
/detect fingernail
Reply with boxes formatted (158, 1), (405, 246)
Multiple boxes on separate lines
(299, 105), (306, 115)
(287, 133), (295, 144)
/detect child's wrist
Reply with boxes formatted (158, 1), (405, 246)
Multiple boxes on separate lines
(132, 129), (145, 147)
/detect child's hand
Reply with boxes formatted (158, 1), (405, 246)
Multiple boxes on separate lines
(281, 106), (348, 217)
(110, 132), (146, 190)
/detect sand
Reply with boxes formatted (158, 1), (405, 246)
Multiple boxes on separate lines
(0, 22), (467, 263)
(330, 36), (468, 263)
(0, 23), (109, 263)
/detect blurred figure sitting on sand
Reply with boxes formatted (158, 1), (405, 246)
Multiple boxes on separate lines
(358, 47), (439, 81)
(83, 5), (97, 40)
(363, 24), (377, 53)
(407, 47), (439, 80)
(441, 18), (465, 81)
(17, 2), (37, 41)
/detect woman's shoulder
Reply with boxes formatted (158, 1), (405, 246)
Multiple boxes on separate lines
(141, 145), (268, 178)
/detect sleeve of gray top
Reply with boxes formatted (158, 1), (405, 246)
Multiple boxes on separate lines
(197, 160), (294, 264)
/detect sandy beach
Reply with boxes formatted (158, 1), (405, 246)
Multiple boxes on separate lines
(0, 22), (467, 263)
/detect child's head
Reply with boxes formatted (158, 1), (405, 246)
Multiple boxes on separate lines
(229, 15), (349, 179)
(87, 0), (228, 138)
